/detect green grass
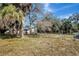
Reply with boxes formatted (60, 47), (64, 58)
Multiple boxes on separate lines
(0, 33), (79, 56)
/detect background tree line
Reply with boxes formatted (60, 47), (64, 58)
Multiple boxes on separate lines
(37, 13), (79, 34)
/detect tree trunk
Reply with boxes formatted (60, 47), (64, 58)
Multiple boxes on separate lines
(29, 10), (32, 34)
(19, 20), (24, 38)
(29, 25), (32, 34)
(9, 28), (13, 35)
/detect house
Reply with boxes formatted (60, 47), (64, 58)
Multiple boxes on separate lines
(24, 27), (37, 35)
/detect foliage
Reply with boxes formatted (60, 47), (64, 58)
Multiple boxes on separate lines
(37, 13), (79, 34)
(0, 4), (24, 36)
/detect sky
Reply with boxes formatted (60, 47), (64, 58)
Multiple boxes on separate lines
(44, 3), (79, 19)
(24, 3), (79, 28)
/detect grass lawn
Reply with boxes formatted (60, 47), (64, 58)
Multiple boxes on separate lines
(0, 33), (79, 56)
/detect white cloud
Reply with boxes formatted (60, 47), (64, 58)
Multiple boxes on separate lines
(59, 13), (72, 19)
(48, 8), (52, 12)
(44, 3), (53, 13)
(54, 4), (78, 12)
(45, 3), (49, 8)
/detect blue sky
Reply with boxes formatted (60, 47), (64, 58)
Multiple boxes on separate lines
(24, 3), (79, 28)
(44, 3), (79, 19)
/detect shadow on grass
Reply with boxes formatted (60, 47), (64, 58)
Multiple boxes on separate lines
(26, 34), (40, 38)
(0, 33), (40, 39)
(0, 34), (40, 40)
(0, 34), (17, 39)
